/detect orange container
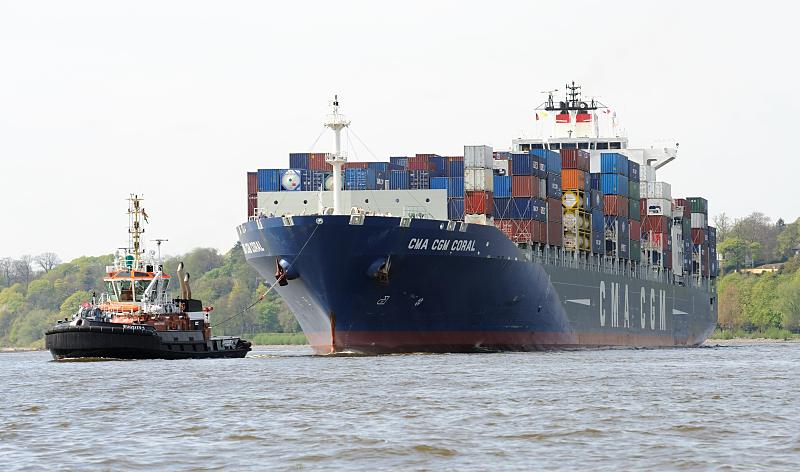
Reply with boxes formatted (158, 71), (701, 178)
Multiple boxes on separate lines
(561, 169), (586, 191)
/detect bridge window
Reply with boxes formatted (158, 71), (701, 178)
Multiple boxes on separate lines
(530, 143), (544, 150)
(133, 280), (150, 301)
(578, 142), (589, 149)
(118, 281), (133, 301)
(610, 142), (622, 149)
(561, 143), (577, 149)
(105, 281), (120, 301)
(596, 142), (609, 150)
(548, 143), (561, 150)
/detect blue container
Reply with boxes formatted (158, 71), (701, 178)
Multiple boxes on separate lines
(344, 168), (378, 190)
(493, 197), (512, 218)
(592, 209), (605, 233)
(546, 173), (562, 198)
(532, 198), (547, 222)
(531, 149), (561, 175)
(257, 169), (281, 192)
(510, 197), (534, 220)
(627, 160), (640, 182)
(367, 162), (403, 173)
(430, 156), (447, 176)
(493, 175), (512, 198)
(511, 153), (533, 175)
(408, 170), (430, 189)
(600, 152), (629, 175)
(389, 170), (409, 190)
(390, 156), (408, 168)
(592, 230), (605, 254)
(589, 189), (604, 211)
(431, 176), (449, 191)
(449, 159), (464, 177)
(309, 171), (331, 191)
(601, 174), (629, 195)
(289, 153), (310, 169)
(448, 198), (464, 220)
(590, 173), (601, 191)
(449, 177), (464, 198)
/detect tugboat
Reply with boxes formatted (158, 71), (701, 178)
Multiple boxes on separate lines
(45, 195), (252, 360)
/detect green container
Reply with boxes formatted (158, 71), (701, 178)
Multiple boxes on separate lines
(628, 180), (640, 200)
(629, 198), (640, 221)
(688, 197), (708, 214)
(630, 239), (642, 262)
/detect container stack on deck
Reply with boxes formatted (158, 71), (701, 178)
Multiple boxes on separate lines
(463, 146), (494, 225)
(247, 146), (717, 279)
(593, 152), (631, 259)
(560, 149), (591, 252)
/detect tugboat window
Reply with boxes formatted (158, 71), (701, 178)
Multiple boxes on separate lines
(106, 281), (120, 301)
(119, 281), (133, 301)
(133, 280), (150, 301)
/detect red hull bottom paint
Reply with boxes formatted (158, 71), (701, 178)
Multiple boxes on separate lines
(306, 331), (703, 355)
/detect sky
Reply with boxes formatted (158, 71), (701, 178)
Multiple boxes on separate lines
(1, 1), (798, 261)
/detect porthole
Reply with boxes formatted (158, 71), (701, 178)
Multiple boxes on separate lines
(273, 200), (278, 205)
(303, 200), (308, 204)
(425, 198), (430, 203)
(395, 198), (400, 203)
(365, 199), (369, 203)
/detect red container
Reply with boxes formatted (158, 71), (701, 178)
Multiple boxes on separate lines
(512, 175), (534, 197)
(534, 221), (547, 243)
(639, 198), (647, 218)
(603, 195), (629, 217)
(343, 162), (369, 169)
(309, 153), (333, 171)
(465, 191), (494, 215)
(407, 155), (430, 171)
(247, 172), (258, 194)
(691, 228), (707, 245)
(247, 193), (257, 218)
(560, 149), (590, 171)
(673, 198), (691, 219)
(495, 219), (514, 239)
(547, 221), (563, 246)
(547, 198), (562, 223)
(630, 219), (641, 241)
(513, 220), (534, 243)
(663, 250), (673, 269)
(641, 215), (669, 235)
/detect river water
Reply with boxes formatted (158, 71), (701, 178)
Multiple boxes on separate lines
(1, 343), (799, 471)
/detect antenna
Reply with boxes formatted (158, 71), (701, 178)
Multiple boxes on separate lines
(151, 239), (168, 265)
(126, 194), (146, 267)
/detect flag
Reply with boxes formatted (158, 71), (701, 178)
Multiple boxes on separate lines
(142, 208), (149, 223)
(535, 113), (539, 121)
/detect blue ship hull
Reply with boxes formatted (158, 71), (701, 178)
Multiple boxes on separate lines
(237, 215), (716, 354)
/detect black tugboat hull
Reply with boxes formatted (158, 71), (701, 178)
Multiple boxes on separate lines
(45, 325), (251, 360)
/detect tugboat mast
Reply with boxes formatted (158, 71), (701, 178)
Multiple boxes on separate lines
(127, 194), (146, 267)
(324, 95), (350, 215)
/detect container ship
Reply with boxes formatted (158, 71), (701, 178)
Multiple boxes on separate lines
(237, 84), (718, 354)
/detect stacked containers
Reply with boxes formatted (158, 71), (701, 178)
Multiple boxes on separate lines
(627, 159), (641, 261)
(463, 145), (494, 224)
(257, 169), (281, 191)
(560, 149), (591, 252)
(533, 149), (563, 246)
(688, 197), (710, 276)
(247, 172), (258, 217)
(599, 153), (630, 258)
(344, 168), (378, 190)
(447, 156), (465, 218)
(309, 153), (333, 171)
(389, 170), (409, 190)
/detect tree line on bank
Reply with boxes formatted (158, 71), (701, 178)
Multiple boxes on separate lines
(714, 213), (800, 333)
(0, 244), (298, 348)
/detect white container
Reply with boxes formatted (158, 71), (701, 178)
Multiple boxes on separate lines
(640, 164), (657, 182)
(464, 168), (494, 192)
(589, 153), (602, 173)
(691, 213), (707, 229)
(641, 181), (671, 200)
(493, 159), (509, 176)
(464, 214), (493, 226)
(646, 198), (673, 217)
(464, 145), (493, 168)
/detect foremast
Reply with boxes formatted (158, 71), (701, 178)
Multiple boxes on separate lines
(324, 95), (350, 215)
(126, 194), (147, 267)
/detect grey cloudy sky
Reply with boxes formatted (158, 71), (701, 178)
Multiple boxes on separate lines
(1, 1), (798, 261)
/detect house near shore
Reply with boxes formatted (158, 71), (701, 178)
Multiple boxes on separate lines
(740, 263), (784, 275)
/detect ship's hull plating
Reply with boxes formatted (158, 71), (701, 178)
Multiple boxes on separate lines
(45, 325), (251, 360)
(238, 215), (717, 354)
